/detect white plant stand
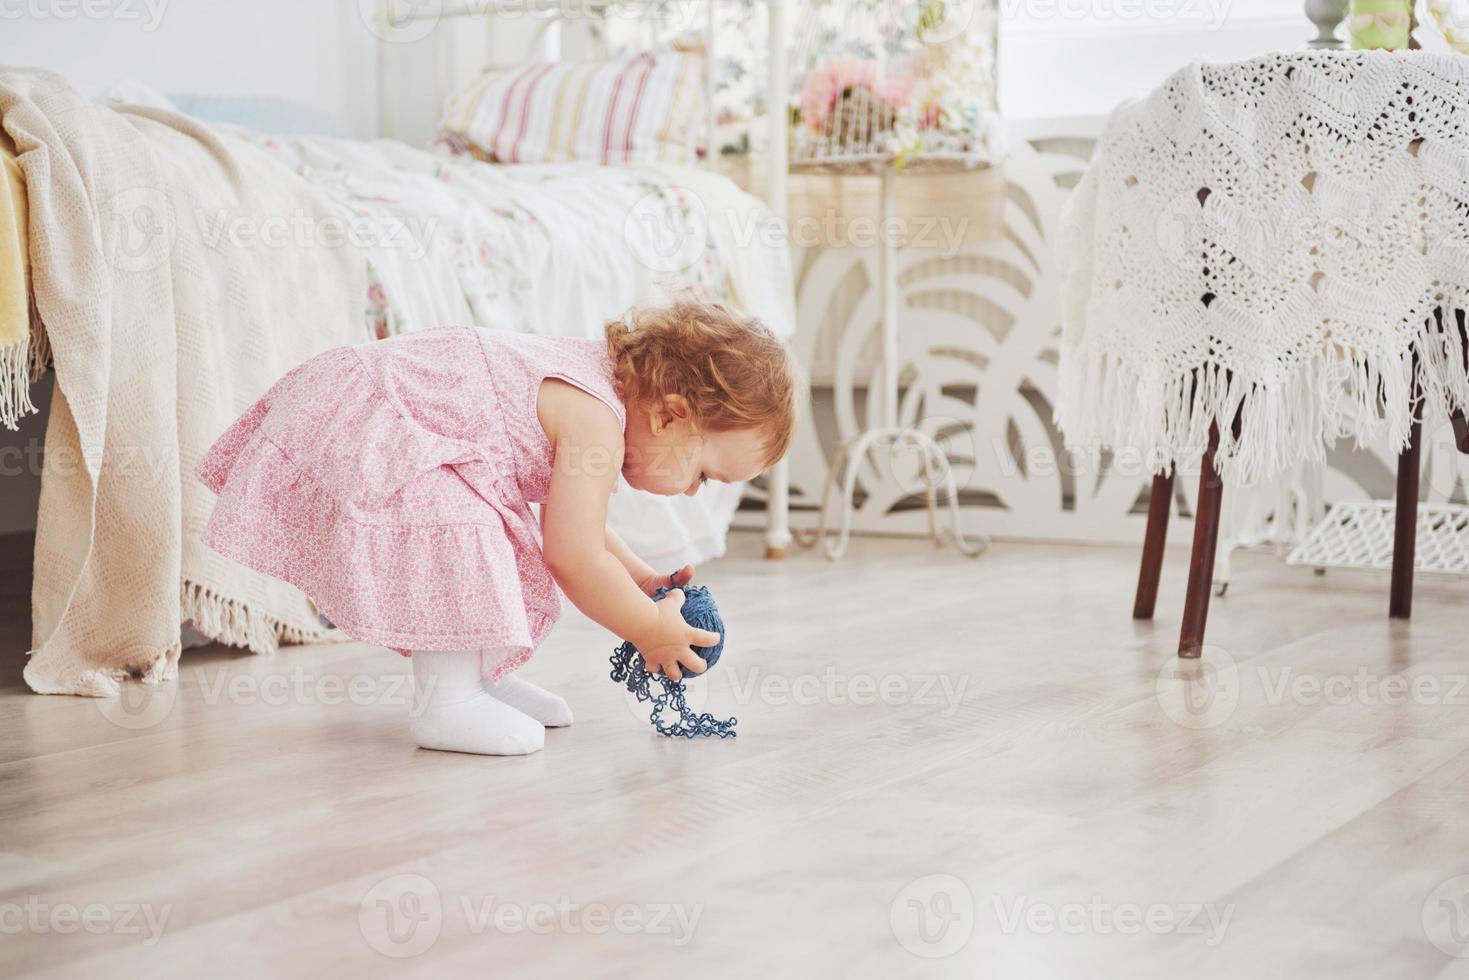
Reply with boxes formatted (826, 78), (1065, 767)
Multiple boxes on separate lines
(1288, 501), (1469, 576)
(1212, 460), (1325, 595)
(795, 165), (988, 561)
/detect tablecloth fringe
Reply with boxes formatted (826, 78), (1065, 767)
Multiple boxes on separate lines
(1057, 310), (1469, 487)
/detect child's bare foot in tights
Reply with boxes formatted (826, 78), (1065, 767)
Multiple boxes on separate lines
(487, 675), (574, 728)
(410, 651), (543, 756)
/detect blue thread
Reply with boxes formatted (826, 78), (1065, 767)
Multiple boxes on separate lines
(608, 584), (737, 739)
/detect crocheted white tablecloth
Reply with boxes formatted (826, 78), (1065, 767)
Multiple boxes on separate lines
(1059, 51), (1469, 485)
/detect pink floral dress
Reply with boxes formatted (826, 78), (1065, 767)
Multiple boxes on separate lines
(196, 327), (626, 682)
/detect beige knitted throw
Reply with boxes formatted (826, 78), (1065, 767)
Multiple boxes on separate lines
(2, 71), (366, 696)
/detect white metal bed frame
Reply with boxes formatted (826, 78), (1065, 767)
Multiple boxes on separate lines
(370, 0), (793, 558)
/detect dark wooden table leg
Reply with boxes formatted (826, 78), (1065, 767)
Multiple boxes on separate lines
(1390, 414), (1423, 619)
(1451, 408), (1468, 454)
(1456, 310), (1468, 454)
(1179, 423), (1225, 659)
(1133, 472), (1174, 620)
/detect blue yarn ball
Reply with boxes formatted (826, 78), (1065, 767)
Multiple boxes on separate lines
(649, 584), (725, 672)
(608, 582), (736, 737)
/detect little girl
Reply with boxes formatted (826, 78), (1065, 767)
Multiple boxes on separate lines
(196, 299), (797, 756)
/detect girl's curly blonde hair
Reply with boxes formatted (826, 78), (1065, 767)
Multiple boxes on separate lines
(605, 299), (799, 465)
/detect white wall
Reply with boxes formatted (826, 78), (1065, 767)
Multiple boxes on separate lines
(1, 0), (382, 137)
(998, 0), (1315, 119)
(1, 1), (1322, 141)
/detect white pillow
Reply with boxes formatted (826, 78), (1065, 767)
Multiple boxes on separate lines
(440, 52), (706, 165)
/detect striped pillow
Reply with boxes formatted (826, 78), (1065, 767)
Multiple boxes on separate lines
(440, 53), (706, 166)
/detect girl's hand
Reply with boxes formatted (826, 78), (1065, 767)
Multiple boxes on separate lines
(635, 564), (695, 597)
(633, 588), (720, 681)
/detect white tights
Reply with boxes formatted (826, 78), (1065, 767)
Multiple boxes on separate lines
(410, 650), (572, 756)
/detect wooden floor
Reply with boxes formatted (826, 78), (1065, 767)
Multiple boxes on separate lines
(2, 533), (1468, 978)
